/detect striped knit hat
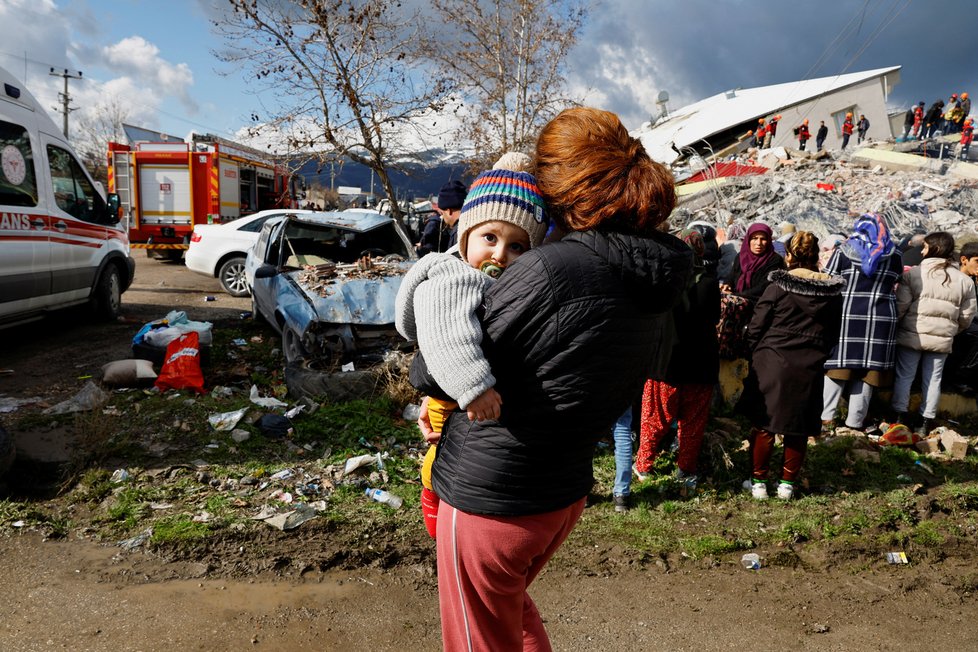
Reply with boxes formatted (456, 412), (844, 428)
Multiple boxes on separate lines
(457, 153), (548, 259)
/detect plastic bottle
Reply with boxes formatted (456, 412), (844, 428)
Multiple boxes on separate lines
(741, 553), (761, 570)
(365, 487), (403, 509)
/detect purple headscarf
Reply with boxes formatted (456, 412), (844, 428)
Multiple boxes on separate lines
(736, 222), (776, 292)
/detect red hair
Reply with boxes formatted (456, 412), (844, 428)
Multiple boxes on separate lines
(533, 108), (676, 234)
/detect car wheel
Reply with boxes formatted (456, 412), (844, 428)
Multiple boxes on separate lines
(285, 361), (381, 402)
(218, 256), (249, 297)
(282, 328), (308, 364)
(92, 264), (122, 320)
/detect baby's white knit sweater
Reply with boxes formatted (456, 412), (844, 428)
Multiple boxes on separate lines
(395, 249), (495, 408)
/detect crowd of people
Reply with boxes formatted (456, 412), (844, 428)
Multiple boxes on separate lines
(394, 103), (978, 650)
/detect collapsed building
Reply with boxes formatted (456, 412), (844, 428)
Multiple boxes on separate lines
(632, 65), (977, 242)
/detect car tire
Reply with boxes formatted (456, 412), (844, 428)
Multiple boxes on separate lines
(218, 256), (249, 297)
(282, 328), (308, 364)
(92, 264), (122, 321)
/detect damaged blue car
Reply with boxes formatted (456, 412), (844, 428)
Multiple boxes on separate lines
(245, 210), (416, 366)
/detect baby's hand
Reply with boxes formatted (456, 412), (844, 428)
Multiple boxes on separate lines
(466, 388), (502, 422)
(418, 396), (439, 444)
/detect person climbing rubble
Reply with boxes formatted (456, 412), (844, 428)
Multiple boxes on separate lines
(816, 120), (829, 151)
(857, 114), (870, 144)
(923, 100), (945, 138)
(912, 102), (925, 139)
(754, 118), (767, 148)
(961, 117), (974, 160)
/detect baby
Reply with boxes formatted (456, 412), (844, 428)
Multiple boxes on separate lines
(395, 153), (548, 537)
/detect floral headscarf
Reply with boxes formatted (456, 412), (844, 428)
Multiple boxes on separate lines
(841, 213), (894, 276)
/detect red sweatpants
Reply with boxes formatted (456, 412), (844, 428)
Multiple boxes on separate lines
(435, 498), (586, 652)
(636, 380), (712, 474)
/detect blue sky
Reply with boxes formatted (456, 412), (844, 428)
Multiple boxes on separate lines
(0, 0), (973, 150)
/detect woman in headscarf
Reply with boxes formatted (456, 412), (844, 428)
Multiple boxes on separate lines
(821, 213), (904, 433)
(635, 227), (721, 491)
(739, 231), (845, 500)
(722, 222), (786, 301)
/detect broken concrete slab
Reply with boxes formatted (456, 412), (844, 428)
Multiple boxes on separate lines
(915, 438), (941, 455)
(851, 148), (945, 173)
(939, 428), (969, 460)
(945, 161), (978, 182)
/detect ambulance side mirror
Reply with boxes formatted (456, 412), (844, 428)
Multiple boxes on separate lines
(105, 193), (121, 225)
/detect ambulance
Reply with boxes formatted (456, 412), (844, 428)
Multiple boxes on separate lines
(0, 64), (134, 328)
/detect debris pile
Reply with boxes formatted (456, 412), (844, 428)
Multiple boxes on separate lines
(297, 258), (409, 298)
(674, 143), (978, 240)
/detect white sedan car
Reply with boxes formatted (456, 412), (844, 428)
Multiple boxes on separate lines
(186, 209), (317, 296)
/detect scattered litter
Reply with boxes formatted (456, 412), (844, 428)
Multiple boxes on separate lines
(343, 453), (377, 476)
(204, 295), (216, 302)
(269, 490), (294, 504)
(204, 443), (220, 450)
(0, 395), (42, 413)
(12, 520), (25, 528)
(149, 502), (174, 510)
(230, 429), (250, 443)
(885, 551), (909, 564)
(365, 487), (403, 508)
(118, 529), (153, 551)
(740, 552), (762, 570)
(402, 403), (422, 422)
(192, 511), (212, 522)
(811, 624), (831, 634)
(250, 385), (288, 409)
(341, 362), (355, 372)
(208, 407), (248, 431)
(914, 460), (934, 474)
(110, 469), (131, 483)
(211, 386), (235, 398)
(257, 414), (292, 438)
(253, 502), (319, 531)
(270, 469), (294, 481)
(232, 338), (248, 347)
(42, 381), (109, 415)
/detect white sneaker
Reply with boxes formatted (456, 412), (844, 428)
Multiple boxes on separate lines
(744, 479), (768, 500)
(632, 464), (649, 482)
(776, 482), (794, 501)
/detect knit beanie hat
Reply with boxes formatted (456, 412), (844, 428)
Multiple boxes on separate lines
(437, 180), (467, 210)
(457, 152), (548, 259)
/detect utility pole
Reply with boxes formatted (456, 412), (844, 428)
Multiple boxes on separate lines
(49, 67), (82, 139)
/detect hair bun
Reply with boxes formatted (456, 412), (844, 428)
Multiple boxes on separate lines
(493, 151), (532, 173)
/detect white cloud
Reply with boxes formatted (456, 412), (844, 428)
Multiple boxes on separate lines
(97, 36), (197, 113)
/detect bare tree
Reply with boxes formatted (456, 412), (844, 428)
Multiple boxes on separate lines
(74, 97), (131, 186)
(213, 0), (451, 224)
(428, 0), (588, 170)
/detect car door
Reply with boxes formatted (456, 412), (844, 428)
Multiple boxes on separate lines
(0, 115), (48, 316)
(249, 218), (286, 326)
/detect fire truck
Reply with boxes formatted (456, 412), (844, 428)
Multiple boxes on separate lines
(107, 133), (303, 257)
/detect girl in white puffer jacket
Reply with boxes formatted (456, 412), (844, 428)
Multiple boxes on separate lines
(892, 232), (978, 434)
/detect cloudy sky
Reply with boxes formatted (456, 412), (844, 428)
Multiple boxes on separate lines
(0, 0), (973, 148)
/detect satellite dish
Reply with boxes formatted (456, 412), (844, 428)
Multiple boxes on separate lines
(657, 90), (670, 103)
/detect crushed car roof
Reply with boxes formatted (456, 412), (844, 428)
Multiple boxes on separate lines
(280, 210), (395, 232)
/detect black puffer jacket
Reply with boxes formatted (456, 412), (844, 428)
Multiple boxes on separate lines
(418, 228), (692, 516)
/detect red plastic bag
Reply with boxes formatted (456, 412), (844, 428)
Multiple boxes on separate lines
(154, 331), (205, 393)
(879, 423), (920, 446)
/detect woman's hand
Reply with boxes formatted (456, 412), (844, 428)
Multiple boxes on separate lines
(719, 283), (733, 294)
(466, 387), (502, 422)
(417, 396), (439, 444)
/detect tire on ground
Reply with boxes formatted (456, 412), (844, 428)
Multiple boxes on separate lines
(285, 361), (382, 402)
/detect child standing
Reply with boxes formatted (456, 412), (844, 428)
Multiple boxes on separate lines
(395, 154), (548, 537)
(891, 232), (977, 435)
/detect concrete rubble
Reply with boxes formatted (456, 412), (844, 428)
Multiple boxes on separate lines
(672, 139), (978, 241)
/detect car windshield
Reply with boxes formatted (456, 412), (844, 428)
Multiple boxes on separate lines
(274, 219), (411, 268)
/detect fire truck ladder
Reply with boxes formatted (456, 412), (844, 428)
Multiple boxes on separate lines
(112, 151), (133, 227)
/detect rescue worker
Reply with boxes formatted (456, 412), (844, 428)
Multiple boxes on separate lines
(912, 102), (925, 138)
(960, 93), (971, 128)
(764, 115), (780, 148)
(856, 114), (870, 144)
(902, 106), (915, 139)
(754, 118), (767, 148)
(797, 119), (811, 151)
(944, 94), (960, 134)
(816, 120), (829, 151)
(962, 118), (975, 160)
(923, 100), (945, 138)
(841, 113), (854, 150)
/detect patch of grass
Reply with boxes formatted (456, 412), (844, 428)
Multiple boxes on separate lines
(71, 468), (114, 504)
(680, 534), (744, 559)
(103, 485), (160, 529)
(150, 515), (210, 543)
(910, 521), (945, 547)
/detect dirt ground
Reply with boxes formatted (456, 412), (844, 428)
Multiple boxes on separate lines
(1, 257), (977, 651)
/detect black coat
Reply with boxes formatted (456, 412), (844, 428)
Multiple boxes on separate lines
(738, 269), (845, 437)
(652, 270), (721, 386)
(728, 252), (786, 302)
(415, 228), (693, 516)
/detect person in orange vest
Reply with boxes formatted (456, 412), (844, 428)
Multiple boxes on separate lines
(962, 118), (975, 160)
(797, 119), (811, 151)
(912, 102), (925, 138)
(754, 118), (767, 148)
(841, 113), (854, 150)
(764, 115), (780, 148)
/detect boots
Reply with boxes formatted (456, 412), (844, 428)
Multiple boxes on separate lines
(915, 418), (932, 437)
